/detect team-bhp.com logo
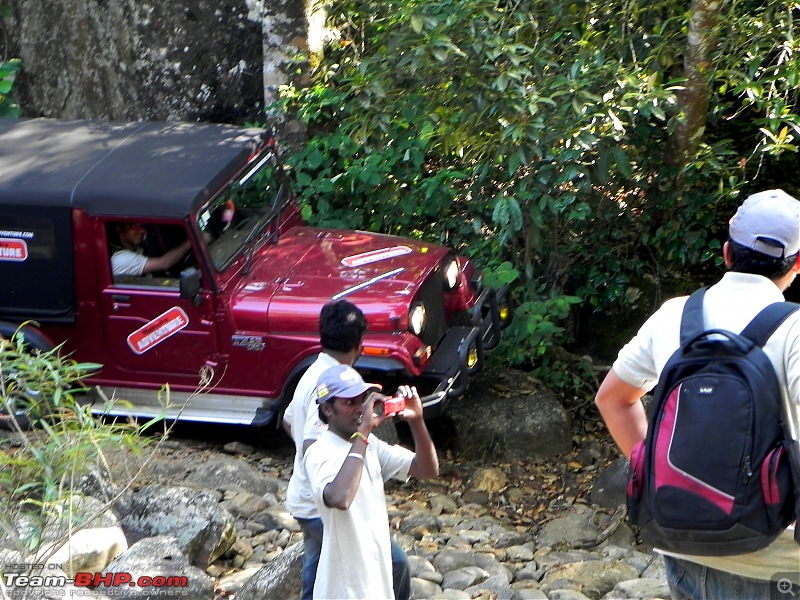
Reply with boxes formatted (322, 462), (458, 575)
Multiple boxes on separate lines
(3, 569), (189, 595)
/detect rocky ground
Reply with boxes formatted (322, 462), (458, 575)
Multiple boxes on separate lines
(0, 368), (671, 599)
(104, 404), (669, 600)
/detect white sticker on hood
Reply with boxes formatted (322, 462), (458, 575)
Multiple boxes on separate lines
(341, 246), (412, 267)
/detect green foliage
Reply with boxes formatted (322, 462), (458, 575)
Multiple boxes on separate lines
(0, 58), (20, 116)
(0, 3), (21, 118)
(276, 0), (800, 392)
(0, 327), (151, 563)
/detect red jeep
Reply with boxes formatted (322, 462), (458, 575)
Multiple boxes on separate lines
(0, 118), (512, 427)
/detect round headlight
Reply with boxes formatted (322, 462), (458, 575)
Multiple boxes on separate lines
(444, 258), (459, 290)
(409, 303), (426, 336)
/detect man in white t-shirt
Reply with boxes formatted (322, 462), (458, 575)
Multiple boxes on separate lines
(304, 364), (439, 600)
(596, 189), (800, 598)
(283, 300), (411, 600)
(111, 222), (192, 277)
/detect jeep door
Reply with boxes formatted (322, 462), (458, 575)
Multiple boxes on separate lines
(98, 222), (219, 383)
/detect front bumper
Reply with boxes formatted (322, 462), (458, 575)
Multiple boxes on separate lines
(419, 284), (512, 418)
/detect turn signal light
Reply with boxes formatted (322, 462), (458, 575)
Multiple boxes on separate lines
(413, 345), (432, 366)
(362, 347), (391, 357)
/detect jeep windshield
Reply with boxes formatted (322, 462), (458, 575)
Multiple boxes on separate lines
(198, 151), (290, 271)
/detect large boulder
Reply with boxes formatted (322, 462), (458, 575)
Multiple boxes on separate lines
(447, 369), (572, 459)
(234, 542), (303, 600)
(120, 484), (235, 567)
(47, 526), (128, 577)
(5, 0), (309, 123)
(97, 536), (213, 598)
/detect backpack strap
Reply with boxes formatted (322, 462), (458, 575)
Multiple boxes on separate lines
(679, 287), (708, 344)
(740, 301), (800, 347)
(680, 287), (800, 348)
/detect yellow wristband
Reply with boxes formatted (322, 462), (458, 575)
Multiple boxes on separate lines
(350, 431), (369, 445)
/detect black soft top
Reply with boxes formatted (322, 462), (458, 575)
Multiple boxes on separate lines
(0, 118), (266, 218)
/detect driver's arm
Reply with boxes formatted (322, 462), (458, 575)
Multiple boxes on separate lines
(142, 239), (191, 274)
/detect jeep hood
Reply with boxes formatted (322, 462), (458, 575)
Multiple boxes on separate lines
(231, 227), (450, 332)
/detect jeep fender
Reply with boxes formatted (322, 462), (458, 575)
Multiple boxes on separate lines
(275, 354), (321, 426)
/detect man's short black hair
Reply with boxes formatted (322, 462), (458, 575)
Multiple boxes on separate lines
(319, 300), (367, 353)
(728, 238), (799, 279)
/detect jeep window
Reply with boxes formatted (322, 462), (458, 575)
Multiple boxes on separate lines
(1, 216), (56, 259)
(199, 151), (290, 271)
(0, 209), (74, 323)
(108, 222), (194, 288)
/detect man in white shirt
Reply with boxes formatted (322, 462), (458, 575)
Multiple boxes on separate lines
(111, 222), (192, 277)
(283, 300), (411, 600)
(304, 364), (439, 599)
(596, 189), (800, 598)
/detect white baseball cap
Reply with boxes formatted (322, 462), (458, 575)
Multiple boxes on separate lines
(314, 364), (381, 404)
(729, 189), (800, 258)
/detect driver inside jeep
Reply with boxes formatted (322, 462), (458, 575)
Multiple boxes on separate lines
(111, 222), (192, 278)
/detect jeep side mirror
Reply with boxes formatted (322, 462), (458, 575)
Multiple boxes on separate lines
(180, 267), (202, 304)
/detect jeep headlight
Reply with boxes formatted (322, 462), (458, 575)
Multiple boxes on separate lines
(443, 258), (459, 290)
(409, 303), (426, 336)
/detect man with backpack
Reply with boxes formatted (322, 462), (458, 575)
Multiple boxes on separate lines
(595, 189), (800, 599)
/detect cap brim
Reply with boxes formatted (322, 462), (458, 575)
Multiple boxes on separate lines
(338, 381), (382, 398)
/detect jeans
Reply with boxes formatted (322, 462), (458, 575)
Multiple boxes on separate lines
(295, 516), (410, 600)
(664, 555), (800, 600)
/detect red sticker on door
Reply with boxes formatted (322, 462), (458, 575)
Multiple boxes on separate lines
(127, 307), (189, 355)
(0, 238), (28, 262)
(341, 246), (412, 267)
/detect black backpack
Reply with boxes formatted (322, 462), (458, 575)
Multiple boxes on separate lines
(627, 287), (800, 555)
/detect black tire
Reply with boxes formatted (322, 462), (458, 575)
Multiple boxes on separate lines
(0, 323), (55, 431)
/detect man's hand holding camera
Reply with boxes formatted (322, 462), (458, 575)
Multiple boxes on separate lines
(372, 385), (423, 422)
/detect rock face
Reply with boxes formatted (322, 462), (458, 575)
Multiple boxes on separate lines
(4, 0), (312, 124)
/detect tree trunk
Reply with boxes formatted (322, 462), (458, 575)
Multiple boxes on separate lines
(671, 0), (726, 168)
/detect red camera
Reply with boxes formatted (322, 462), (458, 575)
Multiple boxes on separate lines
(381, 395), (405, 415)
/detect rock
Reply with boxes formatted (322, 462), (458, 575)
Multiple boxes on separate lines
(223, 441), (256, 456)
(121, 484), (236, 566)
(465, 573), (515, 598)
(536, 505), (602, 548)
(220, 490), (271, 519)
(607, 577), (671, 599)
(448, 369), (572, 459)
(47, 526), (128, 577)
(146, 454), (286, 495)
(8, 1), (291, 124)
(234, 542), (303, 600)
(541, 560), (639, 599)
(433, 549), (479, 573)
(400, 511), (441, 538)
(469, 467), (508, 493)
(429, 493), (458, 515)
(97, 536), (213, 598)
(441, 565), (490, 590)
(505, 544), (535, 562)
(215, 566), (262, 596)
(590, 456), (629, 509)
(411, 577), (443, 598)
